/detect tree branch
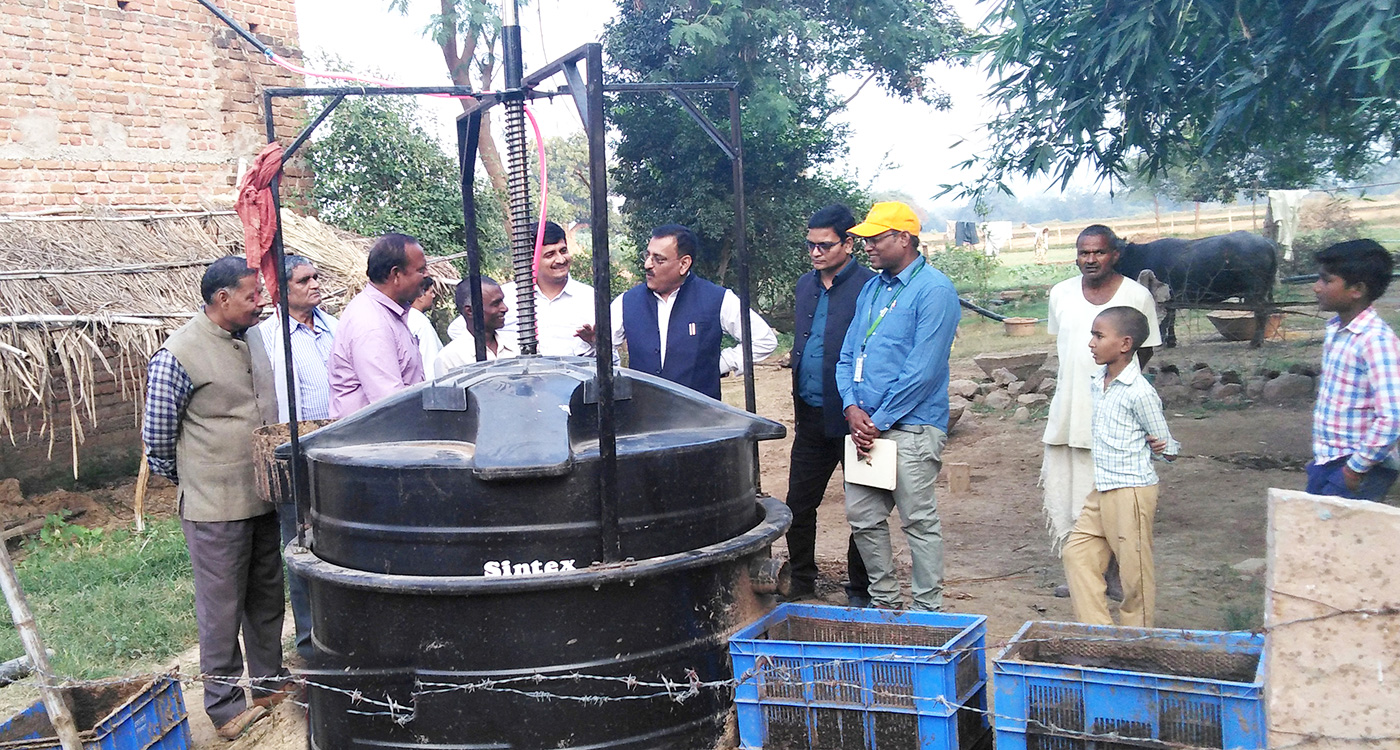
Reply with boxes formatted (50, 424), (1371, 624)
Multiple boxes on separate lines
(816, 71), (878, 125)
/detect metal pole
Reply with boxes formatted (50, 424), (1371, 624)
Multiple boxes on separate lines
(501, 0), (537, 355)
(729, 89), (760, 491)
(585, 44), (621, 563)
(458, 112), (490, 364)
(263, 91), (305, 547)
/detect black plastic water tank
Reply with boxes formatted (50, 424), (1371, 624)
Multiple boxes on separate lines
(283, 357), (792, 749)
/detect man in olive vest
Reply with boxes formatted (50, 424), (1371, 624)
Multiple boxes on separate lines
(142, 257), (292, 740)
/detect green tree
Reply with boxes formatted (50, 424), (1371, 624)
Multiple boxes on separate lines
(957, 0), (1400, 200)
(604, 0), (969, 317)
(304, 94), (507, 264)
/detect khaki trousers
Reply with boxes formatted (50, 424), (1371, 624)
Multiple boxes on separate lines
(1062, 484), (1158, 627)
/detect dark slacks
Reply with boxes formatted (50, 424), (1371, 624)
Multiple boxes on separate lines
(277, 504), (314, 659)
(182, 512), (287, 726)
(785, 399), (869, 594)
(1306, 456), (1399, 502)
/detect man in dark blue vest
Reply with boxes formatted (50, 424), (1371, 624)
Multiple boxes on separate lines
(596, 224), (776, 399)
(784, 204), (876, 605)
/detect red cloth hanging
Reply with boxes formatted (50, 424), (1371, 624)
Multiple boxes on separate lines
(234, 142), (285, 306)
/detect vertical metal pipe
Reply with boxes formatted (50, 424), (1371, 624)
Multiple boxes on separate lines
(458, 111), (489, 364)
(729, 89), (760, 491)
(264, 91), (306, 546)
(586, 44), (620, 563)
(501, 0), (537, 354)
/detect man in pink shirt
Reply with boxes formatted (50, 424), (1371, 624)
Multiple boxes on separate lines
(328, 233), (432, 418)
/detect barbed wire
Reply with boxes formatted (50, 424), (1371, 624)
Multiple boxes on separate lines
(0, 605), (1390, 746)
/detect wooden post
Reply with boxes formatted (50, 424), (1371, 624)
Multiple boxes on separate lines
(0, 543), (84, 750)
(133, 449), (149, 533)
(947, 463), (972, 494)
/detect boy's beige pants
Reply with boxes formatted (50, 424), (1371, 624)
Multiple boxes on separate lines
(1062, 484), (1158, 627)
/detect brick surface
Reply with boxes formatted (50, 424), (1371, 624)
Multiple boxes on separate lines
(0, 0), (311, 210)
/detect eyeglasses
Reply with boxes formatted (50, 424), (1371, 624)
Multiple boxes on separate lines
(860, 230), (898, 247)
(806, 239), (845, 253)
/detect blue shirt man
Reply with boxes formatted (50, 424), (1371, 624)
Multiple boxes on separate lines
(784, 204), (876, 604)
(836, 202), (960, 611)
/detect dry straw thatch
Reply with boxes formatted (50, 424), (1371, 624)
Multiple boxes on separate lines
(0, 204), (461, 476)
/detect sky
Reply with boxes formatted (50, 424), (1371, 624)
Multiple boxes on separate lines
(292, 0), (1048, 205)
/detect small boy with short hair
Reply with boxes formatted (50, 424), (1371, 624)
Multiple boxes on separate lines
(1309, 239), (1400, 501)
(1063, 306), (1179, 627)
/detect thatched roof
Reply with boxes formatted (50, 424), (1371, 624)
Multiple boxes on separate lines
(0, 205), (460, 473)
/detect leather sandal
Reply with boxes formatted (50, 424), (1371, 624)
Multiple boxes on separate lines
(216, 705), (269, 741)
(252, 680), (303, 709)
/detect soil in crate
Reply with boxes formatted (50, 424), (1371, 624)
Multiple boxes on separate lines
(769, 617), (963, 649)
(1006, 625), (1258, 683)
(0, 678), (149, 741)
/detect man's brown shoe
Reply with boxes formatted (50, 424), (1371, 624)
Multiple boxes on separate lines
(216, 705), (269, 741)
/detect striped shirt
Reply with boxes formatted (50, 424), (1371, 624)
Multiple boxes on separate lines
(141, 348), (194, 482)
(1313, 306), (1400, 473)
(1089, 359), (1180, 490)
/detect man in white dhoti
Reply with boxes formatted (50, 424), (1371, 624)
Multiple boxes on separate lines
(1041, 225), (1162, 583)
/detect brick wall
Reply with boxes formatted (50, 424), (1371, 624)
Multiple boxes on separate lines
(1, 340), (146, 490)
(0, 0), (311, 210)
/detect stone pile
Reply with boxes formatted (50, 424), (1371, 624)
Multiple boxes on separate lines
(949, 352), (1058, 428)
(1152, 362), (1318, 407)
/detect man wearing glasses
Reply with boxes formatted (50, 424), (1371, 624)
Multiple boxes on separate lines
(583, 223), (777, 399)
(784, 205), (876, 604)
(837, 202), (960, 611)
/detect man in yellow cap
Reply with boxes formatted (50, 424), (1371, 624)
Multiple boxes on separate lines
(836, 202), (961, 611)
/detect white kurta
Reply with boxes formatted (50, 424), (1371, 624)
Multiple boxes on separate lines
(1040, 275), (1161, 551)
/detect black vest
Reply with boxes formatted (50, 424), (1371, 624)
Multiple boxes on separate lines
(791, 260), (876, 437)
(622, 274), (726, 399)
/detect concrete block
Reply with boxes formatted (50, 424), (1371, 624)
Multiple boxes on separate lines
(1265, 489), (1400, 747)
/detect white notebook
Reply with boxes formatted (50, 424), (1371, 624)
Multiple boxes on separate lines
(844, 436), (897, 490)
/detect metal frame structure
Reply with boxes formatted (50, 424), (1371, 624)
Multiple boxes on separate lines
(198, 2), (760, 564)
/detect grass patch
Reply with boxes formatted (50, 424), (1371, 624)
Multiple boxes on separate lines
(0, 517), (195, 680)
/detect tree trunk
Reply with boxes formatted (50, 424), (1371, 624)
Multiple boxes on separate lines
(1193, 201), (1201, 234)
(1154, 195), (1161, 233)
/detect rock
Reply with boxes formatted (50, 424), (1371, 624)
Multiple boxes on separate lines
(991, 367), (1020, 386)
(974, 351), (1049, 381)
(1007, 381), (1029, 397)
(1157, 384), (1195, 407)
(948, 402), (965, 431)
(1192, 362), (1211, 371)
(984, 389), (1014, 410)
(1159, 363), (1180, 376)
(1209, 382), (1244, 401)
(1017, 393), (1049, 407)
(1262, 373), (1315, 402)
(1013, 406), (1032, 422)
(1287, 363), (1320, 378)
(972, 393), (986, 405)
(949, 379), (980, 399)
(1021, 370), (1048, 393)
(1155, 370), (1181, 388)
(0, 478), (22, 509)
(1220, 369), (1244, 385)
(1190, 367), (1217, 390)
(1036, 377), (1057, 395)
(977, 381), (998, 395)
(949, 395), (971, 411)
(1246, 377), (1268, 400)
(1231, 558), (1267, 576)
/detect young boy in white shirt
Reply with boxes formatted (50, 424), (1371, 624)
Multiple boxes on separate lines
(1063, 306), (1179, 627)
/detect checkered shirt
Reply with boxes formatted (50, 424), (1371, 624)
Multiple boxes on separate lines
(1313, 306), (1400, 473)
(1089, 359), (1180, 491)
(141, 348), (193, 482)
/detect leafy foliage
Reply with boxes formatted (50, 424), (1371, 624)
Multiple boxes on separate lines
(959, 0), (1400, 200)
(304, 94), (508, 263)
(604, 0), (969, 317)
(928, 248), (1000, 296)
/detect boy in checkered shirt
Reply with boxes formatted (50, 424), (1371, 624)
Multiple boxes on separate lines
(1308, 239), (1400, 501)
(1062, 306), (1179, 627)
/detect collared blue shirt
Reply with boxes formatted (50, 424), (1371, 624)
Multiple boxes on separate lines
(836, 256), (960, 431)
(287, 314), (334, 420)
(797, 291), (830, 407)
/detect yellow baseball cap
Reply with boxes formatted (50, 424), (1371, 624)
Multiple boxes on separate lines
(848, 201), (921, 237)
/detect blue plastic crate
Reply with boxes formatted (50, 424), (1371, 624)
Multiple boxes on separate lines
(0, 674), (191, 750)
(730, 603), (990, 750)
(993, 621), (1264, 750)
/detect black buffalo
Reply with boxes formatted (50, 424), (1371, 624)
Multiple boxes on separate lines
(1115, 231), (1277, 348)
